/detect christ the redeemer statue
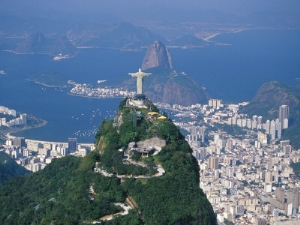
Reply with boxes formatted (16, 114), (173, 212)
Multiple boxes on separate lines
(129, 69), (151, 94)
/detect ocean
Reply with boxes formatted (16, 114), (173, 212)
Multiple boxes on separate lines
(0, 29), (299, 142)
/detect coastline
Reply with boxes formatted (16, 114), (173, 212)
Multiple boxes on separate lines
(204, 33), (222, 42)
(6, 132), (93, 146)
(203, 27), (293, 43)
(67, 93), (126, 99)
(27, 79), (69, 88)
(2, 50), (52, 56)
(203, 28), (249, 42)
(4, 119), (48, 138)
(5, 119), (95, 145)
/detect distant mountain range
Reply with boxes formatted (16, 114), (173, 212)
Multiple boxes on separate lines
(85, 22), (167, 50)
(14, 32), (78, 56)
(1, 22), (211, 52)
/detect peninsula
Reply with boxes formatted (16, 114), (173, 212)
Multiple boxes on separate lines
(0, 106), (47, 144)
(27, 72), (70, 88)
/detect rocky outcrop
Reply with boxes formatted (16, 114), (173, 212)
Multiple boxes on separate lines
(120, 41), (209, 106)
(141, 41), (173, 71)
(144, 70), (209, 106)
(251, 81), (299, 107)
(140, 42), (208, 105)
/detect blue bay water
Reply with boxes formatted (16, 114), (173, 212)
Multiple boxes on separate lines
(170, 29), (300, 101)
(0, 29), (299, 142)
(0, 49), (144, 143)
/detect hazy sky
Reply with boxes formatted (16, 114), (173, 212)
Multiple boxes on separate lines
(2, 0), (300, 16)
(1, 0), (300, 29)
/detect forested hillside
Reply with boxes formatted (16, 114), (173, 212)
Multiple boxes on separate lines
(0, 151), (31, 185)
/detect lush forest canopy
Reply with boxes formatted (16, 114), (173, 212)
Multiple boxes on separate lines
(0, 151), (31, 185)
(28, 72), (70, 87)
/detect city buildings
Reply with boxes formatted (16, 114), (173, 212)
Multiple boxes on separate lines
(279, 105), (289, 129)
(156, 100), (300, 224)
(0, 105), (27, 127)
(1, 137), (94, 172)
(68, 138), (77, 153)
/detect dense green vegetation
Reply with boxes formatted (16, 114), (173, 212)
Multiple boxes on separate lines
(291, 162), (300, 177)
(28, 72), (70, 87)
(0, 100), (216, 224)
(94, 101), (216, 224)
(208, 123), (247, 137)
(123, 150), (215, 224)
(280, 102), (300, 149)
(0, 113), (15, 121)
(0, 152), (31, 185)
(224, 219), (235, 225)
(0, 154), (128, 224)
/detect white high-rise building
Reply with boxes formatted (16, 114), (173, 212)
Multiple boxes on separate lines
(283, 145), (292, 155)
(20, 113), (27, 125)
(252, 115), (257, 121)
(283, 118), (289, 129)
(280, 140), (290, 147)
(265, 120), (270, 134)
(226, 167), (234, 178)
(214, 134), (220, 144)
(208, 99), (222, 109)
(246, 119), (252, 129)
(199, 126), (205, 142)
(279, 105), (289, 129)
(241, 118), (247, 127)
(252, 120), (257, 130)
(226, 139), (233, 151)
(275, 119), (282, 139)
(232, 116), (237, 125)
(270, 120), (276, 140)
(257, 116), (263, 123)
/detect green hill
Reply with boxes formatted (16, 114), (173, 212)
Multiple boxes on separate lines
(0, 151), (31, 185)
(0, 99), (216, 225)
(27, 72), (70, 87)
(240, 81), (300, 149)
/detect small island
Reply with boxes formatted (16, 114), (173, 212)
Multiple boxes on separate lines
(27, 72), (70, 88)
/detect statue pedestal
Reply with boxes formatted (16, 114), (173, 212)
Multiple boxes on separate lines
(127, 94), (147, 108)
